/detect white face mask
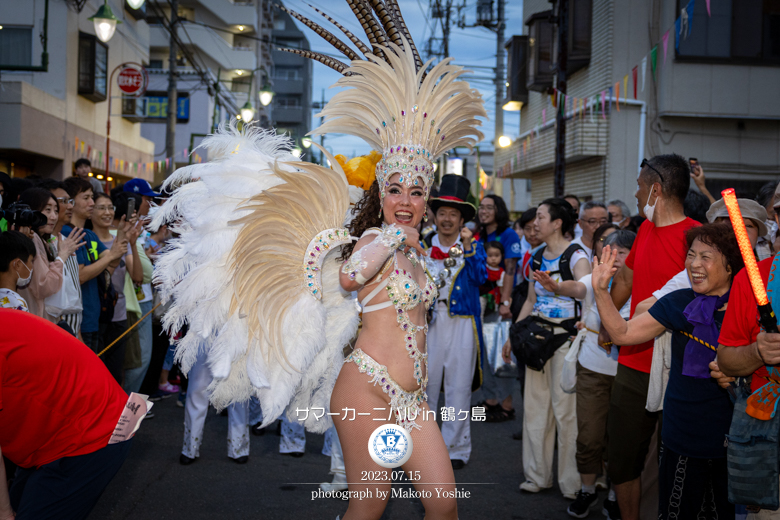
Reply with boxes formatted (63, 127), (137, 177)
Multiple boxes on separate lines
(16, 261), (33, 290)
(643, 188), (657, 223)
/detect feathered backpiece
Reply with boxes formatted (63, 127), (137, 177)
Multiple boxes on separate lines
(277, 2), (487, 202)
(152, 121), (360, 433)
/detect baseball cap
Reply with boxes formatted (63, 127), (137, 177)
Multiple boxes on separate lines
(123, 178), (160, 197)
(706, 197), (768, 237)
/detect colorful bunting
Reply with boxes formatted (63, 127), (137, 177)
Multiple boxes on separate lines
(662, 30), (670, 65)
(632, 66), (638, 99)
(641, 57), (647, 91)
(623, 75), (628, 105)
(650, 46), (658, 80)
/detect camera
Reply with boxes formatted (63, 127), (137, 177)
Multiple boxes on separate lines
(1, 203), (48, 230)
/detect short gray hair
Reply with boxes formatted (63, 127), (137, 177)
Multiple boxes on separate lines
(579, 200), (607, 219)
(607, 199), (631, 219)
(604, 229), (637, 251)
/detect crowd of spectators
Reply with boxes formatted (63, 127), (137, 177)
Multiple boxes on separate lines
(4, 153), (780, 520)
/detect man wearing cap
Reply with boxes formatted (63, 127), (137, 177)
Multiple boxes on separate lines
(423, 174), (487, 470)
(123, 179), (160, 218)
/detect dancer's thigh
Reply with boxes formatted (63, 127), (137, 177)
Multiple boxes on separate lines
(402, 401), (458, 520)
(331, 362), (392, 520)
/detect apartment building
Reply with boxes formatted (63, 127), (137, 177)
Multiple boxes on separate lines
(270, 3), (312, 154)
(496, 0), (780, 208)
(142, 0), (275, 182)
(0, 0), (154, 182)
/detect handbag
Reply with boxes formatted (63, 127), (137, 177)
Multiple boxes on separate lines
(510, 316), (571, 372)
(726, 377), (780, 510)
(483, 320), (519, 378)
(560, 328), (587, 394)
(45, 255), (82, 317)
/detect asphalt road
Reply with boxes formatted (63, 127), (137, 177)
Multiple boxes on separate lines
(89, 383), (590, 520)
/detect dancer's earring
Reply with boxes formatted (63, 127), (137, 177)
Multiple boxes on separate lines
(423, 213), (428, 223)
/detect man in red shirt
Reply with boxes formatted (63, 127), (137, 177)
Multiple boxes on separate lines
(604, 154), (700, 520)
(0, 310), (131, 520)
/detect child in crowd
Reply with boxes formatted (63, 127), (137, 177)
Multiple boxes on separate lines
(481, 241), (506, 315)
(0, 230), (36, 311)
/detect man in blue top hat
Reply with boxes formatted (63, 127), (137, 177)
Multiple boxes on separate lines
(424, 174), (487, 470)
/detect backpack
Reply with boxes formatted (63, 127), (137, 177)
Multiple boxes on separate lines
(530, 243), (585, 330)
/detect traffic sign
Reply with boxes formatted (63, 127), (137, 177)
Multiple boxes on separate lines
(117, 66), (147, 96)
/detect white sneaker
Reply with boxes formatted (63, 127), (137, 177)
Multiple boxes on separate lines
(320, 473), (348, 492)
(519, 480), (542, 493)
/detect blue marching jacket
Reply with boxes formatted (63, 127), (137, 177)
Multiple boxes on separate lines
(425, 235), (488, 390)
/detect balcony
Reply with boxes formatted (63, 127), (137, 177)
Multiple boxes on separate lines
(273, 105), (304, 124)
(150, 25), (256, 71)
(196, 0), (258, 32)
(271, 77), (304, 95)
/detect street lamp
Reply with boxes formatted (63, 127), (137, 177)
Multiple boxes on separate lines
(89, 1), (122, 43)
(240, 101), (255, 122)
(126, 0), (146, 9)
(498, 135), (512, 148)
(301, 137), (312, 148)
(291, 147), (303, 158)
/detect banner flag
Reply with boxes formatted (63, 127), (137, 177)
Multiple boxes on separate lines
(662, 30), (670, 65)
(706, 0), (711, 16)
(623, 75), (628, 105)
(615, 82), (620, 111)
(641, 57), (647, 91)
(650, 46), (658, 80)
(632, 66), (638, 99)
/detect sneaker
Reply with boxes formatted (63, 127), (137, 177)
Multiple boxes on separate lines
(602, 498), (621, 520)
(145, 410), (155, 419)
(176, 392), (186, 408)
(159, 382), (180, 394)
(147, 390), (171, 402)
(519, 480), (542, 493)
(567, 490), (598, 518)
(320, 473), (348, 492)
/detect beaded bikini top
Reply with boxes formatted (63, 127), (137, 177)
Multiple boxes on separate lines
(359, 229), (438, 388)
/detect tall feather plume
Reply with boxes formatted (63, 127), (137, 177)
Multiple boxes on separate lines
(345, 0), (380, 49)
(277, 48), (349, 74)
(367, 0), (403, 47)
(307, 3), (371, 57)
(229, 155), (350, 369)
(354, 0), (389, 55)
(276, 5), (360, 62)
(384, 0), (423, 71)
(309, 37), (486, 160)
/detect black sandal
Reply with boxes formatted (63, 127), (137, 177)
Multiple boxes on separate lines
(486, 407), (516, 422)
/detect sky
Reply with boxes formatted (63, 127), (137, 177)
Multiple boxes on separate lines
(283, 0), (525, 159)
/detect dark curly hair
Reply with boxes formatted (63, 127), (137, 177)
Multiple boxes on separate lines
(340, 180), (383, 261)
(685, 222), (745, 281)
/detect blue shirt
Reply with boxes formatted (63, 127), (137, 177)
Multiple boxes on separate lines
(648, 289), (733, 459)
(63, 226), (106, 333)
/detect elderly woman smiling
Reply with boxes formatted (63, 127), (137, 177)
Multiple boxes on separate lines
(592, 221), (744, 520)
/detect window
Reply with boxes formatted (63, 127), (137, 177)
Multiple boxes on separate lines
(273, 67), (301, 80)
(503, 35), (528, 110)
(274, 18), (287, 31)
(678, 0), (780, 63)
(78, 33), (108, 102)
(275, 95), (301, 108)
(525, 11), (555, 92)
(149, 59), (164, 69)
(0, 27), (32, 67)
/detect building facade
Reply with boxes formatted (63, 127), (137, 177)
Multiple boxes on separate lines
(270, 3), (312, 154)
(142, 0), (275, 183)
(496, 0), (780, 210)
(0, 0), (154, 182)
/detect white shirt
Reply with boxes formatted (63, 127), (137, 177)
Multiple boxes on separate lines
(652, 269), (691, 301)
(0, 288), (28, 312)
(532, 248), (590, 319)
(572, 236), (593, 260)
(576, 274), (629, 376)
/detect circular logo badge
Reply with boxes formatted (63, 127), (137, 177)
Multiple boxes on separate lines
(368, 424), (413, 468)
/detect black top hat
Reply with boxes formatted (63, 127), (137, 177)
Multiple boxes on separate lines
(429, 174), (476, 222)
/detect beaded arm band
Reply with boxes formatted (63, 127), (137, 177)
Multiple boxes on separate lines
(341, 224), (407, 285)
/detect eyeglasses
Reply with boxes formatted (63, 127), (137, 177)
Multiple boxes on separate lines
(56, 197), (74, 206)
(479, 204), (495, 210)
(585, 218), (609, 226)
(94, 205), (115, 212)
(641, 158), (665, 184)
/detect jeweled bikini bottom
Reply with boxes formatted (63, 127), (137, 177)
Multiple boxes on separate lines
(344, 348), (427, 432)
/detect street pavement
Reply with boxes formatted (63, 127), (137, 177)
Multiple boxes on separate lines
(89, 383), (591, 520)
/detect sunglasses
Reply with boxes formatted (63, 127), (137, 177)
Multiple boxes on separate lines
(641, 158), (664, 184)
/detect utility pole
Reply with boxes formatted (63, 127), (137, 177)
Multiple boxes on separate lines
(553, 0), (568, 198)
(494, 0), (505, 149)
(166, 0), (179, 177)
